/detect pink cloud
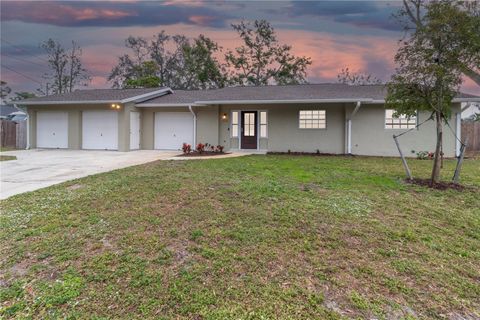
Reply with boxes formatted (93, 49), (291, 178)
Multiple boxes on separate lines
(77, 26), (401, 88)
(188, 15), (218, 26)
(2, 2), (134, 25)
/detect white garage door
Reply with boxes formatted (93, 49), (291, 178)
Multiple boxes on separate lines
(37, 111), (68, 148)
(155, 112), (193, 150)
(82, 111), (118, 150)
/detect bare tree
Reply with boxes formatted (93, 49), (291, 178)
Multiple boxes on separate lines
(1, 81), (11, 103)
(337, 67), (382, 85)
(41, 39), (90, 95)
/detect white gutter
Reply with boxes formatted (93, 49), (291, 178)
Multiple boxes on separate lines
(188, 105), (197, 147)
(370, 98), (480, 104)
(136, 103), (208, 107)
(18, 100), (122, 105)
(195, 98), (374, 105)
(120, 88), (172, 103)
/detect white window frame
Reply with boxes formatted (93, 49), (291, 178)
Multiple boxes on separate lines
(231, 110), (239, 138)
(299, 109), (326, 129)
(385, 109), (417, 129)
(259, 110), (268, 138)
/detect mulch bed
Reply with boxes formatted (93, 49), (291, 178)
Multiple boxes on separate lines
(177, 152), (229, 157)
(405, 178), (466, 191)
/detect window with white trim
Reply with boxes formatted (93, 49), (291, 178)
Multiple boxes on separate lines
(299, 110), (326, 129)
(260, 111), (267, 138)
(231, 111), (239, 137)
(385, 109), (416, 129)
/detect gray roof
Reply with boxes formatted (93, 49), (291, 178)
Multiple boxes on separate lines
(18, 87), (170, 104)
(16, 84), (479, 106)
(138, 84), (480, 106)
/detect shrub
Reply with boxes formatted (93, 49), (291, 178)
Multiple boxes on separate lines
(216, 145), (224, 153)
(416, 151), (434, 160)
(182, 143), (191, 154)
(196, 143), (205, 153)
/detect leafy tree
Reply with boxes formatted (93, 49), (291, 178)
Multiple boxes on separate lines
(179, 35), (227, 89)
(109, 32), (225, 89)
(225, 20), (312, 86)
(123, 61), (161, 89)
(337, 67), (382, 85)
(1, 81), (11, 103)
(387, 1), (464, 184)
(397, 0), (480, 86)
(11, 92), (37, 101)
(40, 39), (90, 94)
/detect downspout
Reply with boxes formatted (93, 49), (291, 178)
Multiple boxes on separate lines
(347, 101), (362, 154)
(188, 105), (196, 147)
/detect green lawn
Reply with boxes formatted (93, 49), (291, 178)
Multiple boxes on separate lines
(1, 155), (479, 319)
(0, 155), (16, 161)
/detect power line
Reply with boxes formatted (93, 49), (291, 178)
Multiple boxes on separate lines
(1, 64), (43, 85)
(1, 53), (48, 68)
(1, 38), (49, 63)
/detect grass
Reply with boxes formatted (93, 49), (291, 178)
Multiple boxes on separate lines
(0, 155), (479, 319)
(0, 155), (16, 161)
(0, 147), (17, 153)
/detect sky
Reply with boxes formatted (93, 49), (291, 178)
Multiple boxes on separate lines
(1, 0), (479, 96)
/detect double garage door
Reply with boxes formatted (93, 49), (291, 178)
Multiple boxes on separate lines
(36, 111), (193, 150)
(36, 111), (118, 150)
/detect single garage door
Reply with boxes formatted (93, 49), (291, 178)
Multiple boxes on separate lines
(37, 111), (68, 148)
(155, 112), (193, 150)
(82, 111), (118, 150)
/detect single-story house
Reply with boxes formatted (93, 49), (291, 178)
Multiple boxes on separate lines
(17, 84), (479, 157)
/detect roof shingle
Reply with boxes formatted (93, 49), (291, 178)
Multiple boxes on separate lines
(19, 87), (169, 104)
(138, 84), (479, 105)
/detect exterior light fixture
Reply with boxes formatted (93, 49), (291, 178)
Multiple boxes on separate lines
(221, 113), (228, 121)
(111, 104), (121, 110)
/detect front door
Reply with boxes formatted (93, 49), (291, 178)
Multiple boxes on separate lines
(241, 111), (257, 149)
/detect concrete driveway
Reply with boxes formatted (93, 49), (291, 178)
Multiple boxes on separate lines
(0, 149), (180, 199)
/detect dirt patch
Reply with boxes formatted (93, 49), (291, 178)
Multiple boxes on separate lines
(177, 152), (229, 157)
(67, 183), (84, 191)
(405, 178), (466, 191)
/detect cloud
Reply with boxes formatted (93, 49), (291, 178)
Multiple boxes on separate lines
(1, 1), (230, 28)
(286, 1), (401, 31)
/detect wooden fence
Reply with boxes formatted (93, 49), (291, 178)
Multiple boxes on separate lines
(0, 120), (27, 149)
(462, 121), (480, 154)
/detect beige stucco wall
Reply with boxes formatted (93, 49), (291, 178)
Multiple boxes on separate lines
(196, 106), (219, 147)
(26, 103), (133, 151)
(25, 101), (461, 157)
(351, 103), (460, 157)
(218, 104), (345, 153)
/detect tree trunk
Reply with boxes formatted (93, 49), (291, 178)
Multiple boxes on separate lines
(431, 110), (443, 185)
